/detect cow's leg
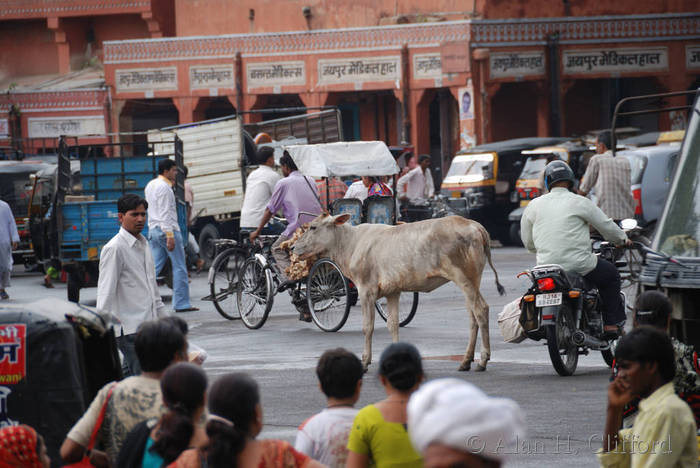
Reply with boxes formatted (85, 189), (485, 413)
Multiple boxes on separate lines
(360, 289), (377, 372)
(385, 292), (400, 343)
(473, 291), (491, 371)
(459, 305), (478, 372)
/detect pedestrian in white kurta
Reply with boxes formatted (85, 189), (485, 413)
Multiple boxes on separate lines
(0, 200), (19, 299)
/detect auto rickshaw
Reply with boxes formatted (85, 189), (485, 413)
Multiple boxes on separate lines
(440, 137), (569, 243)
(506, 140), (592, 245)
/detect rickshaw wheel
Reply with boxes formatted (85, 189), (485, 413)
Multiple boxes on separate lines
(375, 292), (419, 327)
(306, 258), (351, 332)
(237, 257), (273, 329)
(210, 247), (247, 320)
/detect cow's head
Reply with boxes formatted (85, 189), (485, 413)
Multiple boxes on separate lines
(293, 213), (351, 259)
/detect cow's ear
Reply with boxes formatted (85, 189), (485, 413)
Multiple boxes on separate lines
(334, 213), (351, 225)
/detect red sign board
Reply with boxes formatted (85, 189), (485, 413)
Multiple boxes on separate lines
(0, 325), (26, 385)
(440, 41), (470, 73)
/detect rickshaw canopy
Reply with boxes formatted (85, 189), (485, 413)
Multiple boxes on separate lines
(284, 141), (399, 178)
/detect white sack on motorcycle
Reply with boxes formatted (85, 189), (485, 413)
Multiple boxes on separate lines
(498, 299), (527, 343)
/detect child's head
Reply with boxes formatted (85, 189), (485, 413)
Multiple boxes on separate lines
(379, 342), (423, 392)
(633, 291), (672, 330)
(316, 348), (364, 401)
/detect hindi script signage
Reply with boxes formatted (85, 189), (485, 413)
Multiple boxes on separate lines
(28, 116), (106, 138)
(246, 61), (306, 89)
(413, 54), (442, 79)
(489, 51), (545, 79)
(318, 56), (400, 85)
(190, 65), (234, 90)
(686, 45), (700, 70)
(116, 67), (178, 93)
(563, 47), (668, 75)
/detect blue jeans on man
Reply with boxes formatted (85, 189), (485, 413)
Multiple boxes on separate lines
(148, 226), (191, 310)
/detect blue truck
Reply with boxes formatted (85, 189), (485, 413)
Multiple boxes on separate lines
(48, 136), (187, 302)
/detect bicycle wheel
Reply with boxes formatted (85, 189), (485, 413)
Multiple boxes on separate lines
(375, 292), (419, 327)
(306, 259), (351, 332)
(210, 247), (247, 320)
(237, 256), (274, 329)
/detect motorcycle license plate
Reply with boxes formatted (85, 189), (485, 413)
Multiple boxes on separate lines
(536, 292), (562, 307)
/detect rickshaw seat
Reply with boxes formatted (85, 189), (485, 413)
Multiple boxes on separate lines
(363, 196), (395, 224)
(331, 198), (363, 226)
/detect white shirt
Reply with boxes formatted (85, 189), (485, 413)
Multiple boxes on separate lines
(397, 167), (435, 202)
(343, 181), (368, 202)
(96, 227), (169, 335)
(295, 407), (358, 468)
(0, 200), (19, 271)
(521, 187), (627, 275)
(144, 176), (179, 233)
(240, 165), (282, 228)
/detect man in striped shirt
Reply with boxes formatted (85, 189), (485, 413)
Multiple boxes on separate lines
(578, 131), (636, 221)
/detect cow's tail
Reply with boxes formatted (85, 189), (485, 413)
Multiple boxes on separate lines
(481, 226), (506, 296)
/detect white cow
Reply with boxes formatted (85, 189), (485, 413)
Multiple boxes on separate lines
(293, 213), (505, 371)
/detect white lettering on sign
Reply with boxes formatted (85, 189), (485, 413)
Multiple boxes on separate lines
(686, 45), (700, 70)
(115, 67), (178, 92)
(27, 116), (106, 138)
(317, 56), (401, 85)
(563, 47), (668, 75)
(0, 119), (8, 138)
(413, 54), (442, 79)
(489, 51), (545, 78)
(246, 62), (306, 89)
(189, 64), (234, 90)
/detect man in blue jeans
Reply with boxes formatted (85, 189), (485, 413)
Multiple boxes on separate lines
(144, 159), (198, 312)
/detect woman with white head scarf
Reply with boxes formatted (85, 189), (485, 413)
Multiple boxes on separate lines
(407, 378), (525, 468)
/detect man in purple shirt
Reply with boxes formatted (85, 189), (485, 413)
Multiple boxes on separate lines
(250, 151), (322, 319)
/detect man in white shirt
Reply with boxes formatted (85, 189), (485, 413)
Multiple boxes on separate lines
(0, 199), (19, 300)
(397, 154), (434, 221)
(240, 146), (283, 234)
(96, 194), (170, 375)
(144, 159), (196, 313)
(343, 177), (371, 202)
(521, 160), (630, 333)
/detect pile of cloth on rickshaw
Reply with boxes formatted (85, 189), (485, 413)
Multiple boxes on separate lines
(280, 224), (319, 280)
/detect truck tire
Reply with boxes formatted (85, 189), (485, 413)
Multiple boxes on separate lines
(67, 271), (82, 303)
(198, 224), (220, 267)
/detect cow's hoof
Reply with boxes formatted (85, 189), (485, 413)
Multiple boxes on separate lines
(458, 362), (471, 372)
(362, 364), (370, 374)
(474, 364), (487, 372)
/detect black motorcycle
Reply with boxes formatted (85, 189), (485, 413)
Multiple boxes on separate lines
(519, 235), (647, 376)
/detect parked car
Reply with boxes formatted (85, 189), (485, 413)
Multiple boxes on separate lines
(617, 144), (680, 236)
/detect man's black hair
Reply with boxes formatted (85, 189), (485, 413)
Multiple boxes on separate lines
(615, 326), (676, 383)
(257, 146), (274, 165)
(634, 291), (672, 330)
(183, 166), (189, 178)
(158, 158), (177, 175)
(135, 319), (186, 372)
(279, 151), (298, 171)
(316, 348), (363, 399)
(117, 193), (148, 214)
(597, 130), (612, 150)
(418, 154), (431, 164)
(162, 315), (189, 335)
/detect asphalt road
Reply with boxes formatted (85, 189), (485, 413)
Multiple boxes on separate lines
(6, 246), (615, 467)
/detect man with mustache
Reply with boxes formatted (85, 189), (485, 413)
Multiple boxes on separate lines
(97, 194), (170, 376)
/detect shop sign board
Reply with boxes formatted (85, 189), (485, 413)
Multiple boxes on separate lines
(563, 47), (668, 75)
(246, 61), (306, 89)
(115, 67), (178, 93)
(489, 51), (546, 78)
(317, 56), (401, 85)
(413, 54), (442, 79)
(27, 116), (106, 138)
(189, 64), (235, 90)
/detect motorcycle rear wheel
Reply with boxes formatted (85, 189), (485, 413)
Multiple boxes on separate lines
(546, 306), (579, 376)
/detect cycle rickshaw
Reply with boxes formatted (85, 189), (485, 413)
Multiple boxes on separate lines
(204, 141), (419, 331)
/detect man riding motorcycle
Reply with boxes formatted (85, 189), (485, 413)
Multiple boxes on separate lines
(520, 161), (632, 335)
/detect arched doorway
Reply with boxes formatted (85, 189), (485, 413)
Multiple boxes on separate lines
(491, 82), (539, 141)
(326, 91), (399, 143)
(194, 97), (236, 121)
(427, 89), (459, 187)
(119, 98), (179, 154)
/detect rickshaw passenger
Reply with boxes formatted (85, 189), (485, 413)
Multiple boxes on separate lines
(249, 151), (321, 281)
(344, 177), (372, 202)
(397, 154), (434, 222)
(367, 177), (392, 197)
(240, 147), (283, 235)
(317, 176), (347, 209)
